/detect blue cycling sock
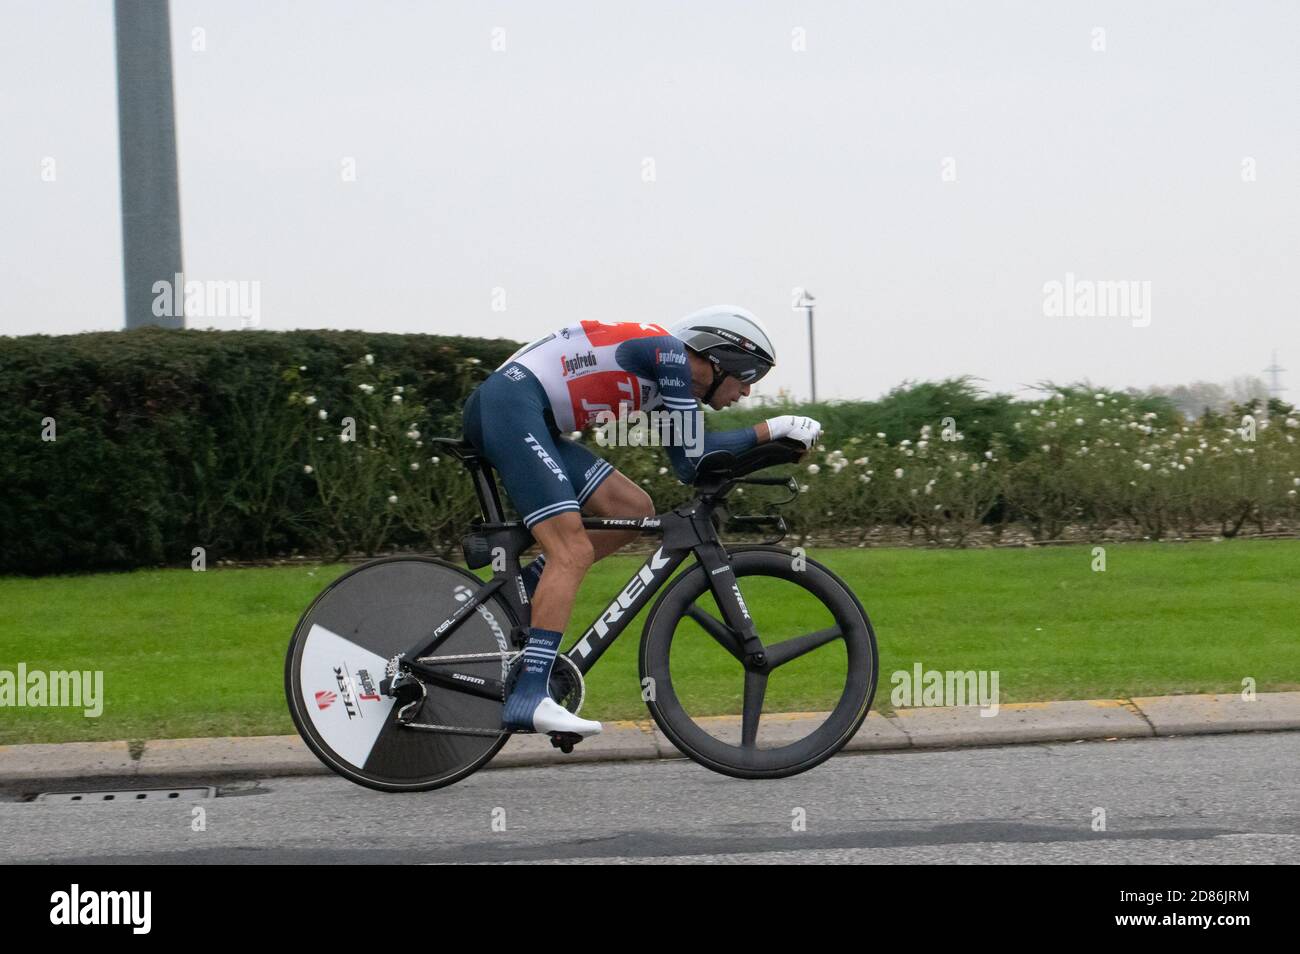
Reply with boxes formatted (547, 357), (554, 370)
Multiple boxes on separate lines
(520, 554), (547, 599)
(502, 626), (563, 729)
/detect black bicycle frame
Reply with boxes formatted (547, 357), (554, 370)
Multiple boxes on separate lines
(388, 437), (791, 706)
(394, 510), (761, 704)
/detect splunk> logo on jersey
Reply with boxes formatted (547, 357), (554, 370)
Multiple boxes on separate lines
(560, 351), (598, 376)
(655, 348), (687, 366)
(659, 376), (686, 388)
(524, 433), (569, 483)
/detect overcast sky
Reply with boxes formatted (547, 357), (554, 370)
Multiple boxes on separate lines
(2, 0), (1297, 402)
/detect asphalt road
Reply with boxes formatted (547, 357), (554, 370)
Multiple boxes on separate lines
(2, 733), (1296, 864)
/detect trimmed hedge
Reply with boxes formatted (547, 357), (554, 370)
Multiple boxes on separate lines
(0, 328), (519, 574)
(4, 333), (1297, 574)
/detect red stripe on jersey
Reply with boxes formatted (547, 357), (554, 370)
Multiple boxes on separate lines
(579, 320), (669, 347)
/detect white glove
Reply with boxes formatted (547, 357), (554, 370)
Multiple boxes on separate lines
(765, 415), (822, 448)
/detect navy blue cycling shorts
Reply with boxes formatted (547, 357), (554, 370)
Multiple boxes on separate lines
(462, 364), (615, 528)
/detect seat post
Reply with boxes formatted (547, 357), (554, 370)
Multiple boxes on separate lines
(468, 459), (506, 523)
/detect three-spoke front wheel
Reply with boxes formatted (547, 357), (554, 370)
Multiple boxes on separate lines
(639, 546), (878, 779)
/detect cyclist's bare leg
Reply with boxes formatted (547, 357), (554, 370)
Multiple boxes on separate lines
(580, 469), (656, 562)
(526, 470), (652, 632)
(505, 511), (602, 735)
(529, 512), (594, 633)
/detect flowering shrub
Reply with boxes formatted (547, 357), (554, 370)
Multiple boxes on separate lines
(290, 354), (487, 557)
(300, 372), (1300, 553)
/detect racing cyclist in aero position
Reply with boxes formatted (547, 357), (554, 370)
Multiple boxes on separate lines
(461, 306), (823, 738)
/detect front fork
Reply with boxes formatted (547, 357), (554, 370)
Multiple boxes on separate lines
(692, 540), (767, 668)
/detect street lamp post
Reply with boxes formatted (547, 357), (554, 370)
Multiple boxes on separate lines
(115, 0), (184, 329)
(796, 290), (816, 403)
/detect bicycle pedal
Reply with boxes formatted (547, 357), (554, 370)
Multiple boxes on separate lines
(548, 731), (584, 754)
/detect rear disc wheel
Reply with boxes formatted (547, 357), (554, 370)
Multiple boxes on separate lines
(285, 556), (517, 793)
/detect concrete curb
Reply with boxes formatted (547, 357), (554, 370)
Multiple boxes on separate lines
(2, 691), (1297, 792)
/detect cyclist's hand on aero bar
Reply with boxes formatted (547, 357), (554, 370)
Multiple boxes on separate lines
(764, 414), (822, 449)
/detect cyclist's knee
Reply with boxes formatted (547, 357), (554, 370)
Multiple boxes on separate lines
(540, 524), (595, 573)
(629, 486), (655, 518)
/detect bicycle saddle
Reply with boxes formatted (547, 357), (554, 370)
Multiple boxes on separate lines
(429, 436), (481, 461)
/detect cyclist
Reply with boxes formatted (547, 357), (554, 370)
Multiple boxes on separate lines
(462, 306), (822, 737)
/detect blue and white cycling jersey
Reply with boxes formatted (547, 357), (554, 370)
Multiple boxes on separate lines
(499, 320), (757, 481)
(463, 321), (759, 528)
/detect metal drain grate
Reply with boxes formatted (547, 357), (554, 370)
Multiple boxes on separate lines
(36, 787), (215, 803)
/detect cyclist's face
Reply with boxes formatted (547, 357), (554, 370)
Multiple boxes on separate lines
(708, 373), (751, 410)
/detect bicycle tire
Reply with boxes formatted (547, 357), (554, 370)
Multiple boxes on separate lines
(639, 545), (877, 779)
(285, 556), (518, 793)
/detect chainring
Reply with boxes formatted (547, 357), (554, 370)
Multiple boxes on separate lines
(504, 652), (586, 715)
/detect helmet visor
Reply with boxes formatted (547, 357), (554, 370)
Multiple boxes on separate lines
(710, 349), (773, 385)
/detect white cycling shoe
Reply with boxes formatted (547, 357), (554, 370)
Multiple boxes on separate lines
(528, 697), (603, 737)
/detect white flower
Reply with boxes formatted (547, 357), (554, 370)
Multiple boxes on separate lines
(304, 395), (317, 406)
(318, 410), (328, 420)
(364, 354), (374, 365)
(894, 468), (904, 478)
(1142, 463), (1151, 471)
(359, 383), (374, 394)
(303, 465), (314, 474)
(859, 474), (871, 483)
(467, 357), (482, 365)
(410, 462), (420, 471)
(299, 365), (307, 371)
(900, 439), (912, 447)
(917, 440), (929, 450)
(854, 457), (868, 465)
(395, 386), (405, 394)
(1041, 444), (1051, 452)
(799, 484), (809, 493)
(430, 456), (440, 464)
(392, 394), (403, 403)
(369, 424), (378, 431)
(658, 466), (668, 475)
(1075, 418), (1085, 426)
(1285, 418), (1299, 428)
(876, 432), (886, 439)
(406, 428), (420, 440)
(806, 463), (820, 475)
(387, 494), (398, 504)
(984, 450), (994, 460)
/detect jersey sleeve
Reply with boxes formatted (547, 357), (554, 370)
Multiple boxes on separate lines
(616, 335), (759, 483)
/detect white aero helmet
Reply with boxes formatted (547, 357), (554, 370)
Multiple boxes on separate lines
(669, 305), (776, 398)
